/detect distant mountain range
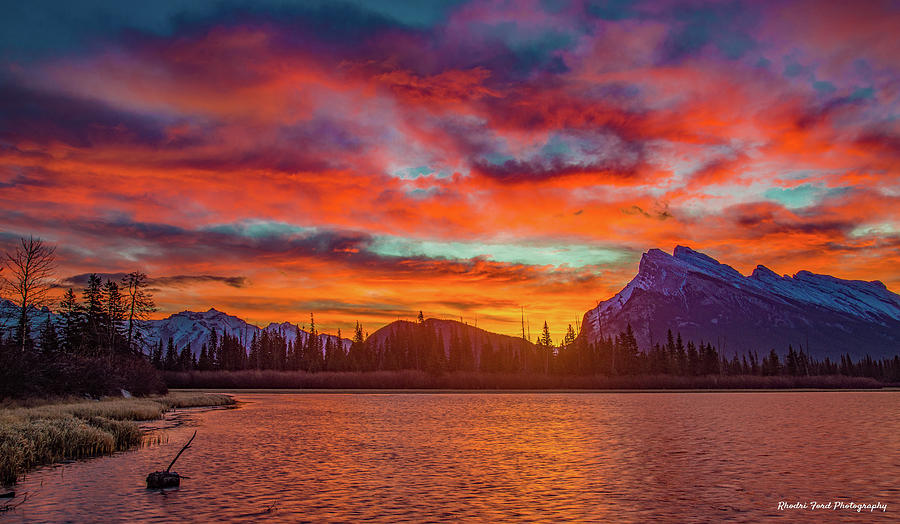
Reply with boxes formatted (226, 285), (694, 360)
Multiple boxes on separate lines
(147, 308), (351, 354)
(0, 302), (350, 355)
(580, 246), (900, 358)
(3, 246), (899, 359)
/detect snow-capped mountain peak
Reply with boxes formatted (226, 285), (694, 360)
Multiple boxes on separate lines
(582, 246), (900, 357)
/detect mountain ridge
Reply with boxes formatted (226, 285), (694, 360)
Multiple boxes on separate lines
(581, 246), (900, 358)
(5, 246), (900, 359)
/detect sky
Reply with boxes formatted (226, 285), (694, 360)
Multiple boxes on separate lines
(1, 0), (899, 338)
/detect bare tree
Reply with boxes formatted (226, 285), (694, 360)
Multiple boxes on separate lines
(2, 236), (57, 352)
(122, 271), (156, 354)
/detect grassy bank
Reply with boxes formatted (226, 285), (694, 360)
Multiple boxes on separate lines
(165, 369), (890, 390)
(0, 392), (234, 486)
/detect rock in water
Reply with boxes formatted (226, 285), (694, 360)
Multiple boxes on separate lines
(146, 471), (181, 489)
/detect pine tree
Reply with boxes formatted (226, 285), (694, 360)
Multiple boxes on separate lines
(103, 280), (126, 353)
(38, 314), (59, 355)
(178, 344), (192, 371)
(348, 321), (366, 371)
(81, 274), (104, 354)
(538, 321), (553, 373)
(305, 313), (322, 372)
(323, 336), (335, 371)
(208, 328), (219, 370)
(763, 349), (781, 376)
(702, 343), (719, 375)
(563, 324), (576, 346)
(151, 340), (163, 369)
(666, 329), (677, 374)
(539, 321), (552, 347)
(164, 337), (177, 371)
(619, 324), (639, 374)
(332, 328), (346, 371)
(198, 343), (211, 371)
(248, 332), (259, 369)
(675, 333), (687, 375)
(786, 345), (798, 376)
(58, 288), (81, 353)
(687, 341), (699, 375)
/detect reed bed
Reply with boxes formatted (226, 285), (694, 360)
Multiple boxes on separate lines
(0, 393), (234, 486)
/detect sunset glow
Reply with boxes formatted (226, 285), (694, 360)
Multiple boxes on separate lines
(2, 0), (899, 336)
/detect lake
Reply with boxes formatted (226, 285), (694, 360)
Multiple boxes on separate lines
(5, 392), (898, 522)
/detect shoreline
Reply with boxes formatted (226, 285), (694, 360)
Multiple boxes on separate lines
(175, 387), (900, 394)
(0, 392), (235, 488)
(164, 370), (896, 391)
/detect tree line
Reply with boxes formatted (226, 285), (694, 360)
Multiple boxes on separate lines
(151, 315), (365, 373)
(153, 312), (900, 384)
(3, 235), (899, 398)
(1, 237), (163, 398)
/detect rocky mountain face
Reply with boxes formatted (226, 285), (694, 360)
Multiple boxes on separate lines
(580, 246), (900, 358)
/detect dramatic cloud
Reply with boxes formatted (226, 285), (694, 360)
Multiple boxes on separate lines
(1, 0), (898, 336)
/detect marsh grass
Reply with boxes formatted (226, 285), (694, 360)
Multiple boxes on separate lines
(0, 393), (234, 486)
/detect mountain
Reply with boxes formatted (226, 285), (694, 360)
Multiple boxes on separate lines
(1, 301), (351, 356)
(580, 246), (900, 358)
(147, 308), (257, 353)
(147, 309), (351, 355)
(367, 318), (534, 366)
(0, 299), (53, 335)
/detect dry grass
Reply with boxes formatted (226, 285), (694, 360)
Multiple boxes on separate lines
(0, 392), (234, 486)
(157, 392), (235, 409)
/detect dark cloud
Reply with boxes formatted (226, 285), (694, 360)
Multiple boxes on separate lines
(37, 216), (571, 283)
(855, 131), (900, 159)
(59, 272), (247, 289)
(57, 273), (129, 287)
(657, 1), (759, 63)
(0, 166), (61, 189)
(585, 0), (641, 21)
(472, 156), (642, 183)
(0, 1), (462, 62)
(0, 83), (178, 148)
(155, 275), (248, 288)
(725, 204), (856, 238)
(795, 95), (867, 130)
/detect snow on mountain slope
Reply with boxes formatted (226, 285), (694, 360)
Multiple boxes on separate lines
(1, 299), (350, 355)
(148, 309), (351, 355)
(148, 308), (257, 352)
(0, 299), (54, 335)
(582, 246), (900, 358)
(261, 322), (351, 352)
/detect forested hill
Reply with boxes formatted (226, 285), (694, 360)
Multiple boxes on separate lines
(366, 318), (536, 372)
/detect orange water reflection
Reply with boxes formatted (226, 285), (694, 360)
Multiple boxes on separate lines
(7, 392), (899, 522)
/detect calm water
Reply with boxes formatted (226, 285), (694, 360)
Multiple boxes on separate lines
(5, 392), (899, 522)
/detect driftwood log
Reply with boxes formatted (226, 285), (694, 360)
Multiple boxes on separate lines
(146, 430), (196, 489)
